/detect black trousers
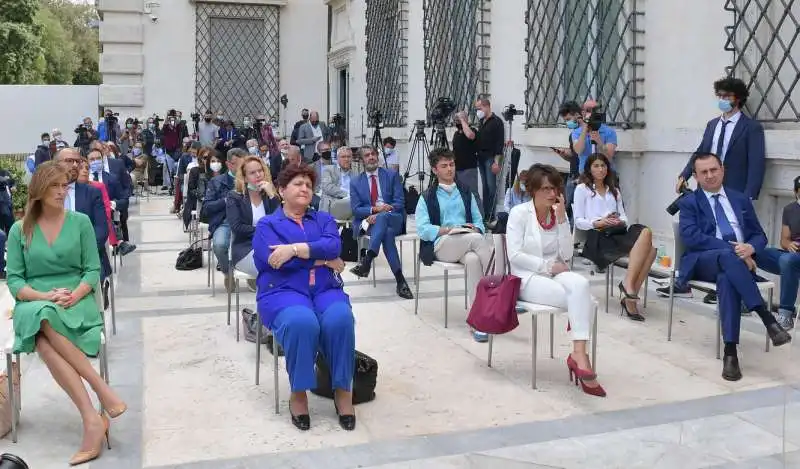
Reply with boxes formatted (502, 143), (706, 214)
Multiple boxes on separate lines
(120, 210), (130, 242)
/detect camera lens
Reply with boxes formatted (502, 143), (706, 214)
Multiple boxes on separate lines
(0, 454), (30, 469)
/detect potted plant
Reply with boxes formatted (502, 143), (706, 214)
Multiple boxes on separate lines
(0, 159), (29, 219)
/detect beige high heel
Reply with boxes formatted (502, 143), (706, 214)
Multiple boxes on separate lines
(105, 402), (127, 419)
(68, 413), (110, 466)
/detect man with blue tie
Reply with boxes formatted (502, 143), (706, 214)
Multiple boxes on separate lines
(677, 152), (790, 381)
(349, 145), (413, 300)
(87, 150), (136, 256)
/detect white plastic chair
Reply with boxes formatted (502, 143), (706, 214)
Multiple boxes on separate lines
(226, 237), (256, 342)
(413, 258), (467, 328)
(4, 281), (110, 443)
(667, 220), (772, 356)
(487, 300), (598, 390)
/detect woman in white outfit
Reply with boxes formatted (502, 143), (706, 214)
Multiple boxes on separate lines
(506, 164), (605, 397)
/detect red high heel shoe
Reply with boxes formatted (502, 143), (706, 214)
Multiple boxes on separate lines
(566, 354), (596, 381)
(578, 378), (607, 397)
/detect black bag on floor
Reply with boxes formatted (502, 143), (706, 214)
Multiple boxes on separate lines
(340, 226), (359, 262)
(404, 186), (420, 214)
(311, 351), (377, 404)
(175, 239), (204, 270)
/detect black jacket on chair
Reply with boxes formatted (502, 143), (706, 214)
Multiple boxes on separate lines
(225, 190), (280, 268)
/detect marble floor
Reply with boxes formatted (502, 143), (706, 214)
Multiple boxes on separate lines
(1, 196), (799, 468)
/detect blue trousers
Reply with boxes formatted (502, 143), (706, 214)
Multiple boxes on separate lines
(478, 157), (497, 217)
(693, 249), (765, 343)
(757, 248), (800, 316)
(367, 212), (402, 274)
(270, 301), (355, 392)
(212, 223), (231, 274)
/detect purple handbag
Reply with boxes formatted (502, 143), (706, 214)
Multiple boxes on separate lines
(466, 237), (521, 334)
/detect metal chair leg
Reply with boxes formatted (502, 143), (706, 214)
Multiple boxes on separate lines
(716, 305), (722, 360)
(443, 269), (449, 328)
(109, 276), (117, 336)
(549, 314), (554, 359)
(414, 258), (421, 315)
(235, 280), (241, 342)
(604, 269), (610, 313)
(255, 312), (262, 385)
(463, 269), (468, 309)
(531, 314), (538, 389)
(226, 279), (232, 326)
(273, 340), (279, 415)
(487, 334), (493, 367)
(643, 276), (649, 308)
(766, 288), (773, 353)
(591, 304), (598, 371)
(7, 353), (17, 443)
(667, 271), (676, 341)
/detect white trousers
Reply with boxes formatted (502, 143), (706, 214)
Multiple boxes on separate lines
(434, 232), (495, 306)
(519, 272), (594, 341)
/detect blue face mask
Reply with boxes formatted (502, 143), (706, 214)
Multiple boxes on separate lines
(248, 146), (258, 155)
(89, 160), (103, 173)
(718, 99), (733, 113)
(566, 119), (579, 130)
(132, 148), (142, 156)
(247, 183), (259, 191)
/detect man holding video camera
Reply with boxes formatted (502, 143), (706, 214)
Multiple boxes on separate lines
(571, 100), (618, 173)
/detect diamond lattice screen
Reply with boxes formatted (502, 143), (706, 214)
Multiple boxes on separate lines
(725, 0), (800, 123)
(365, 0), (408, 127)
(524, 0), (644, 128)
(195, 3), (280, 123)
(423, 0), (490, 122)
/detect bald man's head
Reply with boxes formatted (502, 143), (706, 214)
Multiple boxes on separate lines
(55, 148), (82, 182)
(286, 145), (302, 165)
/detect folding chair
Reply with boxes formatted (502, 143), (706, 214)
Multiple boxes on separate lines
(255, 309), (280, 415)
(413, 259), (467, 328)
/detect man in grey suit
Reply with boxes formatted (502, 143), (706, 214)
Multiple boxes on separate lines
(296, 111), (331, 162)
(320, 146), (359, 220)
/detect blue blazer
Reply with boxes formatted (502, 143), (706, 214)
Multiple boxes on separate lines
(254, 209), (348, 328)
(75, 182), (111, 278)
(202, 173), (235, 234)
(99, 171), (128, 214)
(677, 187), (767, 285)
(225, 190), (280, 267)
(349, 168), (405, 239)
(680, 114), (766, 200)
(107, 158), (132, 203)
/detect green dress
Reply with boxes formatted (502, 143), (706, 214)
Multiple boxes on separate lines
(7, 211), (102, 355)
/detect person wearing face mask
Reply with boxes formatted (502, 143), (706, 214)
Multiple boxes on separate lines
(290, 108), (310, 146)
(52, 128), (69, 148)
(257, 114), (280, 156)
(493, 170), (532, 233)
(131, 142), (148, 189)
(173, 141), (201, 214)
(241, 116), (259, 143)
(74, 117), (98, 156)
(270, 138), (290, 178)
(246, 139), (261, 157)
(320, 146), (359, 220)
(216, 119), (242, 153)
(141, 118), (158, 156)
(203, 148), (247, 291)
(382, 137), (399, 172)
(297, 111), (331, 163)
(415, 148), (494, 342)
(161, 113), (182, 193)
(198, 110), (220, 146)
(473, 97), (506, 220)
(349, 145), (412, 300)
(665, 78), (765, 306)
(35, 132), (53, 167)
(182, 147), (213, 230)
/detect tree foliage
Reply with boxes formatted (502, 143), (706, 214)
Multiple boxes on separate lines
(0, 0), (101, 85)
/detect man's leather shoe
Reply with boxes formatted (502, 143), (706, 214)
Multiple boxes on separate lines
(397, 281), (413, 300)
(722, 355), (742, 381)
(350, 259), (371, 278)
(766, 323), (792, 347)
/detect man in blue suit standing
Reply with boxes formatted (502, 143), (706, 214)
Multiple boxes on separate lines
(349, 145), (413, 299)
(677, 153), (790, 381)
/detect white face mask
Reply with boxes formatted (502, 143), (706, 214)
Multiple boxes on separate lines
(476, 110), (486, 120)
(439, 182), (456, 193)
(280, 148), (288, 157)
(210, 162), (222, 172)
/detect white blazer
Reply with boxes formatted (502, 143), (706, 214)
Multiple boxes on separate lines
(506, 202), (573, 288)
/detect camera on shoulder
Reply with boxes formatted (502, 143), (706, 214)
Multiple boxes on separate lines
(585, 103), (606, 131)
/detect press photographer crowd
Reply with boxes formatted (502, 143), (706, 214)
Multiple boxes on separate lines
(5, 74), (800, 463)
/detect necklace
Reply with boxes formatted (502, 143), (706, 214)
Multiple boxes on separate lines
(537, 207), (556, 230)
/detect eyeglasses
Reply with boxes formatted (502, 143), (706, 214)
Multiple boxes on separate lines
(62, 158), (81, 165)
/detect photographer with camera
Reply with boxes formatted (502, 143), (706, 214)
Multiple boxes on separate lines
(73, 117), (98, 156)
(98, 109), (121, 144)
(570, 100), (617, 173)
(290, 108), (310, 146)
(473, 97), (505, 219)
(198, 110), (219, 146)
(452, 111), (480, 203)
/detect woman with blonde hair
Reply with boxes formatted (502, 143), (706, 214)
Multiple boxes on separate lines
(7, 161), (127, 465)
(226, 155), (281, 278)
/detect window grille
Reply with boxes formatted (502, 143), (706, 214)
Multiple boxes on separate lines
(365, 0), (408, 127)
(195, 3), (280, 124)
(524, 0), (644, 128)
(422, 0), (491, 122)
(724, 0), (800, 123)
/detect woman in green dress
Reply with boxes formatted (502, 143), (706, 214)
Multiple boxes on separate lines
(7, 160), (127, 466)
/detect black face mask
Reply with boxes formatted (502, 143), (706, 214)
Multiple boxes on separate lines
(204, 118), (212, 122)
(321, 151), (332, 160)
(302, 113), (309, 120)
(310, 120), (319, 126)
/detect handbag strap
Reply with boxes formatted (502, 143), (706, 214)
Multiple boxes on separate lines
(483, 234), (512, 277)
(484, 248), (496, 277)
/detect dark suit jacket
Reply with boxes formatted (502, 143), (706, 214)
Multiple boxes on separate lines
(225, 190), (280, 267)
(680, 114), (766, 199)
(202, 173), (235, 233)
(350, 168), (405, 239)
(107, 158), (132, 207)
(677, 187), (767, 285)
(268, 154), (283, 182)
(96, 171), (128, 214)
(75, 182), (111, 278)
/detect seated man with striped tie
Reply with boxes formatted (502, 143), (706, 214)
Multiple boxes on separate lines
(677, 152), (790, 382)
(348, 145), (413, 300)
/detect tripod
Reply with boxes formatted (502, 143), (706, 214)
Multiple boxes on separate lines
(403, 122), (432, 194)
(371, 125), (388, 168)
(429, 121), (449, 149)
(487, 119), (516, 222)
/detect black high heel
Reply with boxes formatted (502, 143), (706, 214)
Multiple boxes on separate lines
(334, 402), (356, 431)
(620, 298), (645, 322)
(290, 411), (311, 431)
(618, 281), (639, 300)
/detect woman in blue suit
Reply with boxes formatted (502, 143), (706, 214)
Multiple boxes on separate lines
(254, 163), (355, 431)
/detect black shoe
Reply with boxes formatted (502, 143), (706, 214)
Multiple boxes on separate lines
(290, 412), (310, 431)
(350, 259), (371, 278)
(118, 242), (137, 256)
(334, 403), (356, 431)
(0, 271), (7, 280)
(620, 299), (645, 322)
(102, 279), (110, 311)
(656, 284), (692, 298)
(396, 281), (413, 299)
(766, 322), (792, 347)
(703, 292), (717, 305)
(722, 355), (742, 381)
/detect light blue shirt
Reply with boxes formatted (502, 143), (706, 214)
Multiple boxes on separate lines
(415, 186), (485, 246)
(571, 123), (618, 173)
(339, 168), (351, 195)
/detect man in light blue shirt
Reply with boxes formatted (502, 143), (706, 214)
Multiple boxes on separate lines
(570, 100), (618, 174)
(415, 148), (494, 342)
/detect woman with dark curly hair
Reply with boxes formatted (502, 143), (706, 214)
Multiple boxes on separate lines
(572, 153), (656, 321)
(253, 163), (354, 432)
